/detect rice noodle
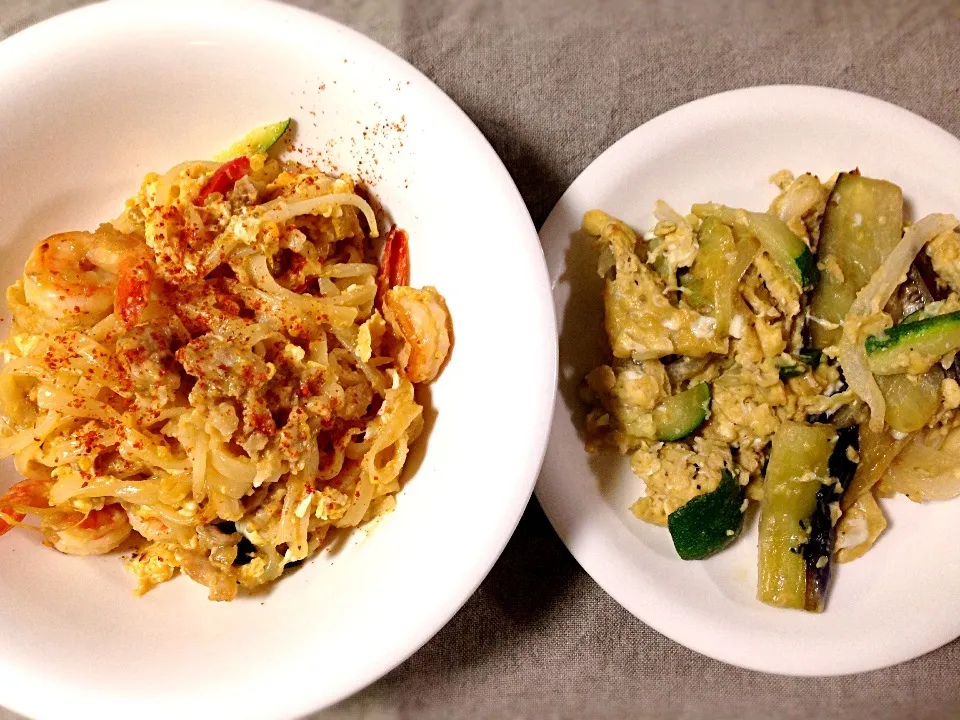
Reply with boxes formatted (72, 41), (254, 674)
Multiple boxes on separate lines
(838, 213), (959, 430)
(260, 194), (379, 237)
(0, 146), (450, 601)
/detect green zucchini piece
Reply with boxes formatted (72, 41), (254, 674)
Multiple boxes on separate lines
(758, 421), (837, 610)
(653, 382), (711, 442)
(798, 349), (823, 367)
(809, 173), (904, 349)
(865, 310), (960, 375)
(691, 203), (817, 290)
(777, 363), (805, 380)
(777, 349), (823, 380)
(667, 469), (744, 560)
(214, 119), (291, 161)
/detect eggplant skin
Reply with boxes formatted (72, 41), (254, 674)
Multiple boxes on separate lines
(803, 426), (859, 612)
(829, 426), (859, 491)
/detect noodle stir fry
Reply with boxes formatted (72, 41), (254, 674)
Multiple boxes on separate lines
(0, 124), (451, 600)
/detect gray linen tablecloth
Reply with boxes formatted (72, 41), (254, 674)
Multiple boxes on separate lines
(3, 1), (960, 718)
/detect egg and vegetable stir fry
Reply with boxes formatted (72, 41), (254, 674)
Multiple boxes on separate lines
(582, 171), (960, 612)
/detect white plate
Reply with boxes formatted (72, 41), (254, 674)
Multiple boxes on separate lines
(537, 85), (960, 676)
(0, 1), (556, 718)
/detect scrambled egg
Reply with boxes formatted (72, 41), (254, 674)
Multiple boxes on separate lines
(630, 437), (731, 525)
(926, 231), (960, 293)
(581, 192), (857, 527)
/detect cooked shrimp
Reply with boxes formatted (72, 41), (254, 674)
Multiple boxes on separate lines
(376, 226), (410, 303)
(23, 225), (155, 327)
(48, 504), (131, 556)
(382, 286), (451, 383)
(0, 478), (50, 536)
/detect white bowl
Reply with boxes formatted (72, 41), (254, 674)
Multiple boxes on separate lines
(0, 1), (556, 718)
(537, 86), (960, 676)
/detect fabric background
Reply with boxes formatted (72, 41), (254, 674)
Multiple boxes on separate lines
(2, 1), (960, 718)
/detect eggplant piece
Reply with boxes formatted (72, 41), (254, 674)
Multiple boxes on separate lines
(802, 426), (859, 612)
(757, 421), (838, 611)
(876, 371), (943, 433)
(808, 173), (942, 430)
(809, 173), (904, 349)
(887, 267), (935, 323)
(683, 217), (737, 333)
(841, 422), (911, 511)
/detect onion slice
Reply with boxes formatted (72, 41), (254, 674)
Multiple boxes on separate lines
(839, 213), (959, 430)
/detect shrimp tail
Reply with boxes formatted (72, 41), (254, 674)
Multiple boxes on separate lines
(0, 510), (25, 537)
(390, 228), (410, 288)
(376, 227), (410, 308)
(0, 479), (51, 537)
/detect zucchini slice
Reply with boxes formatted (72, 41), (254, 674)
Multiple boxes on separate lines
(653, 382), (711, 442)
(214, 118), (291, 161)
(809, 173), (904, 348)
(667, 469), (744, 560)
(777, 348), (823, 380)
(691, 203), (817, 290)
(757, 421), (837, 611)
(865, 310), (960, 375)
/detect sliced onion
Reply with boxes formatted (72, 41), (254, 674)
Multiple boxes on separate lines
(839, 213), (959, 430)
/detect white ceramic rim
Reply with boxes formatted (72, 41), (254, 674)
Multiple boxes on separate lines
(536, 84), (960, 677)
(0, 1), (557, 717)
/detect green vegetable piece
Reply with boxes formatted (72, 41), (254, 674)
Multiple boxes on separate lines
(865, 310), (960, 375)
(777, 349), (822, 380)
(668, 469), (744, 561)
(653, 383), (712, 442)
(809, 173), (904, 349)
(686, 217), (736, 332)
(214, 118), (291, 161)
(797, 349), (822, 367)
(679, 273), (708, 310)
(691, 203), (817, 291)
(778, 363), (806, 381)
(876, 370), (943, 433)
(758, 421), (836, 610)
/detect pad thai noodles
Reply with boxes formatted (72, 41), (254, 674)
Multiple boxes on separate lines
(0, 120), (452, 600)
(581, 169), (959, 612)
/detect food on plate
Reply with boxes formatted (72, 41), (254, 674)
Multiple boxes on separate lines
(0, 120), (452, 600)
(580, 169), (960, 611)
